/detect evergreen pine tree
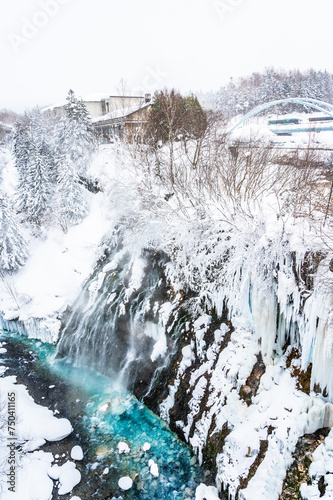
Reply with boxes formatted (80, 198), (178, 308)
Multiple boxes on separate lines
(56, 89), (96, 176)
(31, 107), (57, 182)
(0, 192), (28, 272)
(258, 68), (284, 104)
(147, 89), (207, 144)
(13, 117), (32, 215)
(25, 144), (53, 227)
(14, 111), (54, 229)
(183, 95), (208, 140)
(57, 156), (88, 228)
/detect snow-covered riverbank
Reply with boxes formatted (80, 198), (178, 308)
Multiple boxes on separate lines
(0, 339), (83, 499)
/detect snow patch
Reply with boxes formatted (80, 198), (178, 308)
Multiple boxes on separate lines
(118, 476), (133, 490)
(118, 441), (130, 454)
(70, 445), (83, 461)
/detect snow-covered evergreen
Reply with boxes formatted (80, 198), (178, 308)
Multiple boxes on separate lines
(14, 111), (54, 229)
(0, 192), (28, 272)
(30, 107), (56, 182)
(57, 156), (88, 227)
(13, 117), (32, 216)
(55, 89), (96, 177)
(12, 98), (93, 234)
(25, 144), (54, 228)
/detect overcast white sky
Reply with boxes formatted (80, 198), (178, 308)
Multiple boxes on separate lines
(1, 0), (333, 112)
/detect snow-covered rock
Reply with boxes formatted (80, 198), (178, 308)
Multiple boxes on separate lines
(71, 445), (84, 461)
(58, 466), (81, 495)
(118, 476), (133, 490)
(118, 441), (130, 454)
(148, 459), (159, 477)
(195, 483), (220, 500)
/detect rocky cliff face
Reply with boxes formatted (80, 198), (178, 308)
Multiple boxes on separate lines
(141, 246), (333, 500)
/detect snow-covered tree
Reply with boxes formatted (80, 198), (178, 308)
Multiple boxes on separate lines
(30, 107), (57, 182)
(57, 156), (88, 229)
(13, 117), (32, 215)
(24, 144), (54, 227)
(55, 89), (96, 177)
(0, 192), (28, 272)
(258, 68), (284, 104)
(52, 90), (94, 230)
(13, 111), (55, 229)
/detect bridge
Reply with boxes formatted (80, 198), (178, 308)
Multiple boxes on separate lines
(226, 98), (333, 136)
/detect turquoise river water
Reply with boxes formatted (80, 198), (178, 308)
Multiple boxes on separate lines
(0, 329), (207, 499)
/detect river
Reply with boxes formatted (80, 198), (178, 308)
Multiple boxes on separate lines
(0, 328), (208, 499)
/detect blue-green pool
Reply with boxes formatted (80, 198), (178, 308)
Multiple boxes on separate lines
(0, 330), (206, 499)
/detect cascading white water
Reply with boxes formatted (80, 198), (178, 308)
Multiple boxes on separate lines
(56, 244), (181, 398)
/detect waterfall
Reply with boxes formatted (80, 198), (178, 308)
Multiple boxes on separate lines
(55, 232), (333, 403)
(56, 244), (181, 399)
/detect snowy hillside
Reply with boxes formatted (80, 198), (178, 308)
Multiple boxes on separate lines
(0, 163), (113, 341)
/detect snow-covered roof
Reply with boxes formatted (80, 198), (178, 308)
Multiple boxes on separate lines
(0, 122), (13, 132)
(42, 102), (66, 112)
(42, 94), (146, 111)
(82, 93), (144, 101)
(92, 102), (151, 124)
